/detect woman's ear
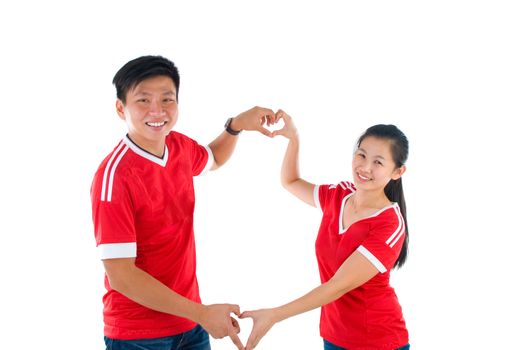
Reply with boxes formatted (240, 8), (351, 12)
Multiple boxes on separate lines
(392, 165), (406, 180)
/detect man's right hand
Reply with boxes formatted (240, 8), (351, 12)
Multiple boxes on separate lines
(198, 304), (244, 350)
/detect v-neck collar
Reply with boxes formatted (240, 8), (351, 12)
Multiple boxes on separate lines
(338, 192), (398, 234)
(123, 135), (169, 167)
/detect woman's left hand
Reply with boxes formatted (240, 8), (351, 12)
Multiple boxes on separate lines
(239, 308), (277, 350)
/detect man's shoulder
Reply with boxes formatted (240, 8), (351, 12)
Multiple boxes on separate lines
(166, 131), (202, 152)
(93, 140), (135, 179)
(167, 130), (195, 143)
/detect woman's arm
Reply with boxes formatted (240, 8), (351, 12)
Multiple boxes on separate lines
(240, 250), (379, 349)
(274, 111), (316, 207)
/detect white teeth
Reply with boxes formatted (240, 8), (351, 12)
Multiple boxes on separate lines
(147, 121), (165, 127)
(358, 174), (370, 180)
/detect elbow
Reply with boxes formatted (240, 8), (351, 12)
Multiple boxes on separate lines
(210, 159), (221, 171)
(281, 178), (298, 192)
(106, 271), (127, 292)
(103, 261), (135, 293)
(280, 175), (290, 189)
(327, 278), (355, 301)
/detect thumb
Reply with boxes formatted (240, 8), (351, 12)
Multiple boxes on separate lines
(271, 130), (285, 137)
(239, 311), (252, 319)
(245, 332), (258, 350)
(256, 126), (273, 138)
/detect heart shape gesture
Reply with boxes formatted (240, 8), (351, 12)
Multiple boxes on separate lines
(205, 306), (277, 350)
(231, 107), (297, 140)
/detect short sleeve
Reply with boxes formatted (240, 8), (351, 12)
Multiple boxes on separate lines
(315, 184), (333, 211)
(357, 205), (405, 273)
(316, 181), (354, 211)
(190, 140), (213, 176)
(91, 171), (137, 260)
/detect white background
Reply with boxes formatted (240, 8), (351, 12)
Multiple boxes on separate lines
(1, 1), (506, 349)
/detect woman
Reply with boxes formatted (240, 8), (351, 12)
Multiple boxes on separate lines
(241, 111), (410, 350)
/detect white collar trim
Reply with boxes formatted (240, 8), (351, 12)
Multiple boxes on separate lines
(123, 136), (168, 167)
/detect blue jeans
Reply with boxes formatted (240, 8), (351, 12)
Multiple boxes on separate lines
(104, 325), (211, 350)
(324, 339), (410, 350)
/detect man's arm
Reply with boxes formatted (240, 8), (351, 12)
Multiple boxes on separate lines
(103, 258), (244, 349)
(208, 106), (275, 170)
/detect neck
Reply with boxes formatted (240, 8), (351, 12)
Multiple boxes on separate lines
(127, 134), (165, 158)
(351, 189), (390, 210)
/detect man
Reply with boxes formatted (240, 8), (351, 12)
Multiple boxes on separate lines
(91, 55), (275, 350)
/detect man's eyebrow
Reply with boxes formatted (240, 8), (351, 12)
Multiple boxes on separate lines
(133, 91), (176, 96)
(133, 91), (150, 96)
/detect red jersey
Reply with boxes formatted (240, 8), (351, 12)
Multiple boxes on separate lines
(90, 131), (213, 340)
(314, 181), (409, 350)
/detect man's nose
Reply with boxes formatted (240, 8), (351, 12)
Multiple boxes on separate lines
(149, 100), (164, 115)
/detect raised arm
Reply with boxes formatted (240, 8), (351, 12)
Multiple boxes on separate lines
(208, 106), (275, 170)
(273, 111), (316, 206)
(240, 250), (379, 349)
(103, 258), (244, 349)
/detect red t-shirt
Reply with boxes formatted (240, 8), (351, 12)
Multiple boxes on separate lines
(314, 181), (409, 350)
(90, 131), (213, 340)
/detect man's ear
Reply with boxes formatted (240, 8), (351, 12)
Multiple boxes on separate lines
(116, 99), (126, 120)
(392, 165), (406, 181)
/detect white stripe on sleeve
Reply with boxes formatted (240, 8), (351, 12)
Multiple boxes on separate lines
(313, 185), (321, 210)
(357, 245), (387, 273)
(385, 205), (405, 247)
(197, 146), (214, 176)
(98, 243), (137, 260)
(106, 146), (129, 202)
(101, 143), (127, 201)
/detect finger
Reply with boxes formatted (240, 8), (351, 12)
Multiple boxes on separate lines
(258, 108), (275, 125)
(265, 114), (275, 126)
(239, 311), (251, 319)
(280, 113), (290, 123)
(229, 304), (241, 317)
(256, 126), (273, 138)
(229, 331), (244, 350)
(231, 316), (240, 333)
(256, 107), (275, 118)
(275, 109), (284, 123)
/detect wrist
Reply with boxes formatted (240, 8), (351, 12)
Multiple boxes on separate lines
(271, 306), (286, 323)
(288, 132), (299, 142)
(192, 303), (208, 324)
(225, 117), (242, 135)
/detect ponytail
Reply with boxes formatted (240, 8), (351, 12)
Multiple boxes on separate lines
(384, 178), (408, 268)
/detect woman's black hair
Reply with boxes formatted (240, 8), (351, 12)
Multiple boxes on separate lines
(112, 55), (180, 103)
(357, 124), (409, 268)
